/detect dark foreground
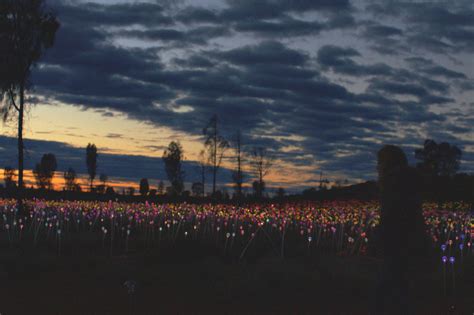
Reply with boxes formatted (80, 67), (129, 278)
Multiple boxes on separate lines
(0, 244), (472, 315)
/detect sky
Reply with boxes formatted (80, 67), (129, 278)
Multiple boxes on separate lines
(1, 0), (473, 193)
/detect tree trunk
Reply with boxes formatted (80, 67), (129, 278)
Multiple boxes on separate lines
(17, 84), (25, 215)
(212, 167), (217, 195)
(201, 167), (205, 196)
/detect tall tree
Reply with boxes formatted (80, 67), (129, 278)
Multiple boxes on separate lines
(0, 0), (60, 211)
(162, 141), (184, 196)
(231, 131), (244, 199)
(276, 187), (286, 199)
(63, 167), (76, 191)
(139, 178), (149, 197)
(33, 153), (57, 189)
(100, 173), (108, 187)
(86, 143), (98, 191)
(203, 114), (229, 195)
(191, 182), (204, 196)
(249, 147), (273, 199)
(197, 149), (208, 196)
(415, 139), (462, 177)
(157, 180), (165, 195)
(3, 167), (16, 189)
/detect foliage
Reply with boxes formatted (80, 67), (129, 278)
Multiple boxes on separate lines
(203, 114), (229, 195)
(3, 167), (16, 189)
(249, 147), (273, 198)
(0, 0), (59, 196)
(86, 143), (98, 190)
(415, 139), (462, 177)
(33, 153), (57, 189)
(139, 178), (149, 196)
(63, 167), (77, 191)
(162, 141), (184, 195)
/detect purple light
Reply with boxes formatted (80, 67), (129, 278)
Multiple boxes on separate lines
(441, 244), (447, 252)
(449, 256), (455, 264)
(442, 256), (447, 264)
(459, 244), (464, 251)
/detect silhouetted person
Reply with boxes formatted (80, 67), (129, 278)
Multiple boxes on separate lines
(373, 145), (429, 315)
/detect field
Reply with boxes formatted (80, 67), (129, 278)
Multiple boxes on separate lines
(0, 199), (472, 314)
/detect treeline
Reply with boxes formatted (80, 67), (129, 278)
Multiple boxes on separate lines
(2, 136), (473, 205)
(1, 115), (283, 202)
(303, 140), (474, 205)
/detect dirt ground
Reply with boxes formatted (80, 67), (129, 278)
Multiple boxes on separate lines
(0, 243), (472, 315)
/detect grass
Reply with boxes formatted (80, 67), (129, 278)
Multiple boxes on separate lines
(0, 240), (472, 315)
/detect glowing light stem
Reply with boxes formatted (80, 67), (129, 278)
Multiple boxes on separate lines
(443, 259), (447, 296)
(339, 223), (344, 251)
(450, 260), (455, 294)
(125, 233), (129, 253)
(57, 232), (61, 256)
(239, 227), (260, 261)
(173, 219), (182, 244)
(110, 216), (114, 257)
(280, 223), (286, 259)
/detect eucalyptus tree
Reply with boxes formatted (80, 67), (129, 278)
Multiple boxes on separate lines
(249, 147), (273, 199)
(0, 0), (60, 210)
(203, 115), (229, 196)
(162, 141), (184, 196)
(86, 143), (98, 191)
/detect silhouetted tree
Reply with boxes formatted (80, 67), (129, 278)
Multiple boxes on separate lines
(232, 131), (244, 199)
(157, 180), (164, 195)
(162, 141), (184, 195)
(197, 149), (208, 196)
(252, 180), (265, 198)
(74, 184), (82, 192)
(139, 178), (149, 196)
(415, 139), (462, 177)
(203, 114), (229, 196)
(33, 153), (57, 189)
(127, 187), (135, 196)
(96, 173), (107, 193)
(191, 182), (204, 196)
(318, 171), (329, 191)
(63, 167), (76, 191)
(3, 167), (16, 189)
(100, 173), (108, 186)
(249, 147), (273, 199)
(86, 143), (98, 191)
(105, 186), (115, 196)
(0, 0), (59, 211)
(276, 187), (285, 199)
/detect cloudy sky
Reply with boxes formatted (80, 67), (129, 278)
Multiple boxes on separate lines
(1, 0), (473, 192)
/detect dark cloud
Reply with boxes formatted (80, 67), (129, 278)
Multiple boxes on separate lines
(233, 17), (323, 37)
(364, 24), (403, 37)
(51, 1), (174, 27)
(215, 41), (308, 66)
(117, 25), (231, 45)
(222, 0), (351, 22)
(317, 45), (393, 76)
(7, 0), (471, 190)
(176, 6), (220, 24)
(405, 57), (467, 79)
(366, 2), (474, 53)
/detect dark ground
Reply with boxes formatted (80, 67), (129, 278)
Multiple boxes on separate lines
(0, 241), (472, 315)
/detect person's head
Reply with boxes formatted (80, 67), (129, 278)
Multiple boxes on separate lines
(377, 145), (408, 179)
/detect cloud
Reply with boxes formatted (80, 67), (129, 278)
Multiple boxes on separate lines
(8, 0), (472, 190)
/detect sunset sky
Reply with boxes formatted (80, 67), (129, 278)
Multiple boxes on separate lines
(1, 0), (473, 193)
